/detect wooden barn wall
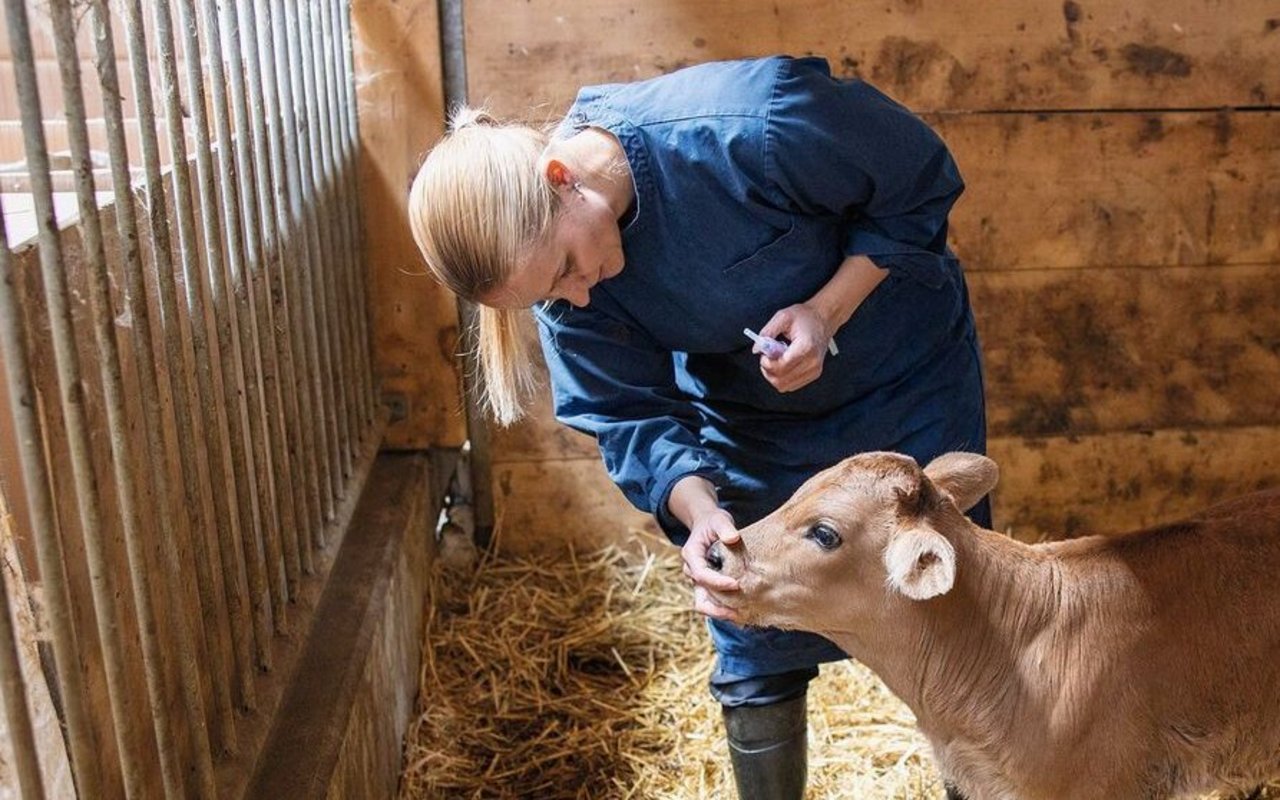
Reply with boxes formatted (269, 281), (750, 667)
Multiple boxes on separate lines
(352, 0), (467, 449)
(460, 0), (1280, 548)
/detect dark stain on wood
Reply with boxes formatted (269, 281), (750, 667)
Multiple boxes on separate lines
(872, 36), (975, 100)
(1136, 115), (1165, 146)
(838, 55), (862, 79)
(1121, 43), (1192, 78)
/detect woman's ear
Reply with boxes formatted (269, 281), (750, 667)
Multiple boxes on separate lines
(544, 158), (575, 190)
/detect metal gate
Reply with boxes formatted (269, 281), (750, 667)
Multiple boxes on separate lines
(0, 0), (376, 796)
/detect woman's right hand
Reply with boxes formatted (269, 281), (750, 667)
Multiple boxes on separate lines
(681, 507), (742, 621)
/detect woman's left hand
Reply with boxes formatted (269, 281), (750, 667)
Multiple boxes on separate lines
(754, 303), (832, 393)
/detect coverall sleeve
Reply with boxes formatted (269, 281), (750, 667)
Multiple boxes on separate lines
(534, 300), (728, 542)
(765, 57), (964, 289)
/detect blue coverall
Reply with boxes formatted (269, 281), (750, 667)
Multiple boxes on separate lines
(535, 56), (989, 704)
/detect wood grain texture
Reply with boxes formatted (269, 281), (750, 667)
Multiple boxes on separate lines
(492, 261), (1280, 461)
(463, 0), (1279, 116)
(942, 111), (1280, 271)
(972, 263), (1280, 438)
(989, 426), (1280, 539)
(352, 0), (467, 448)
(492, 427), (1280, 553)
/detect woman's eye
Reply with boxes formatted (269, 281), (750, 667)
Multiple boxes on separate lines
(805, 523), (842, 550)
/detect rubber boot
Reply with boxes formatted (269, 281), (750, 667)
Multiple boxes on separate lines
(722, 694), (808, 800)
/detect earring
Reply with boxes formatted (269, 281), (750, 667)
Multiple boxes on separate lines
(573, 181), (583, 194)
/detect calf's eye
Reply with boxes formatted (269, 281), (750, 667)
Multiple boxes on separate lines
(806, 523), (842, 550)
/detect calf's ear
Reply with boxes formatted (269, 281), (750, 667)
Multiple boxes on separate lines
(923, 452), (998, 513)
(884, 527), (956, 600)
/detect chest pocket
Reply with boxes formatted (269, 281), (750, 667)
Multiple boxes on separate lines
(721, 219), (797, 275)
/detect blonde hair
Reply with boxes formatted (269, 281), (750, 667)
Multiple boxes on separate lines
(408, 106), (560, 425)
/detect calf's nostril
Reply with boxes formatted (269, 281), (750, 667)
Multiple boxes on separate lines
(706, 542), (724, 572)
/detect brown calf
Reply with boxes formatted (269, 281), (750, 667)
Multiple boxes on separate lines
(706, 452), (1280, 800)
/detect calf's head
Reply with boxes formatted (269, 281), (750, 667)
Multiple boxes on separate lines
(706, 452), (998, 633)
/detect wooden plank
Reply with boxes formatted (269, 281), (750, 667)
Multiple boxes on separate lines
(0, 119), (169, 173)
(246, 452), (430, 800)
(493, 426), (1280, 552)
(13, 206), (152, 799)
(352, 0), (466, 449)
(493, 261), (1280, 458)
(989, 426), (1280, 540)
(0, 61), (165, 126)
(493, 458), (663, 553)
(464, 0), (1280, 116)
(0, 1), (166, 62)
(971, 263), (1280, 438)
(324, 459), (434, 800)
(942, 111), (1280, 270)
(490, 388), (597, 462)
(0, 490), (76, 799)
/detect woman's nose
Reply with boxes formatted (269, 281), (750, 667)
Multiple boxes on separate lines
(565, 282), (590, 308)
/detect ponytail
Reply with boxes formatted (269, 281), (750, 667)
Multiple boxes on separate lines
(408, 105), (558, 423)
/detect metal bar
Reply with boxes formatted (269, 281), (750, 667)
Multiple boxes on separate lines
(258, 0), (321, 575)
(287, 0), (344, 525)
(337, 0), (377, 431)
(236, 0), (304, 597)
(0, 206), (50, 800)
(117, 0), (220, 791)
(0, 545), (44, 800)
(211, 0), (290, 631)
(0, 164), (94, 800)
(272, 0), (330, 552)
(4, 0), (143, 794)
(300, 0), (353, 490)
(196, 0), (276, 671)
(314, 0), (361, 471)
(437, 0), (496, 546)
(171, 0), (259, 713)
(149, 0), (240, 754)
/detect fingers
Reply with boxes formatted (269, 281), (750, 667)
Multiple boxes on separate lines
(760, 355), (823, 393)
(683, 551), (740, 593)
(709, 515), (741, 546)
(681, 522), (740, 593)
(693, 586), (740, 622)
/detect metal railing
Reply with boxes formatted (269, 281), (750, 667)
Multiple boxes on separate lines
(0, 1), (375, 796)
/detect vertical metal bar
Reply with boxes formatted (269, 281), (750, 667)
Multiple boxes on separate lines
(208, 0), (290, 632)
(0, 196), (93, 800)
(437, 0), (496, 546)
(237, 0), (304, 594)
(278, 0), (336, 543)
(0, 265), (100, 797)
(196, 0), (276, 671)
(173, 0), (262, 709)
(336, 0), (377, 430)
(116, 0), (220, 791)
(314, 0), (361, 470)
(149, 0), (239, 754)
(0, 524), (44, 800)
(299, 1), (353, 490)
(258, 0), (321, 575)
(286, 1), (343, 528)
(5, 0), (145, 793)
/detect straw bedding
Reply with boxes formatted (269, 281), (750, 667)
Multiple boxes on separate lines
(398, 542), (1278, 800)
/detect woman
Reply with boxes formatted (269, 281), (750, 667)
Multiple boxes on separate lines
(409, 55), (988, 800)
